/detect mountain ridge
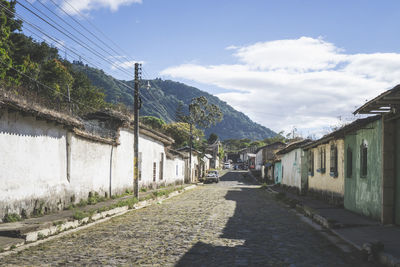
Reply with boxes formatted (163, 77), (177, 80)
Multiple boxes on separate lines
(72, 63), (276, 140)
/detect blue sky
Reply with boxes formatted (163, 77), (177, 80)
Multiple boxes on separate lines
(16, 0), (400, 136)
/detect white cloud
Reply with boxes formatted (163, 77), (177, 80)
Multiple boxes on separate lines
(160, 37), (399, 136)
(61, 0), (142, 15)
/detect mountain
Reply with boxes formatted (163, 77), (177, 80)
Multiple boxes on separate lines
(72, 63), (276, 140)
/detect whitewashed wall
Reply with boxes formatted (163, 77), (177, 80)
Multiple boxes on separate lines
(111, 128), (134, 195)
(0, 107), (180, 220)
(281, 148), (303, 190)
(0, 108), (69, 218)
(165, 157), (185, 185)
(138, 134), (166, 187)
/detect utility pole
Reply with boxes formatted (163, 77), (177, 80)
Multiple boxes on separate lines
(189, 123), (193, 183)
(133, 63), (141, 198)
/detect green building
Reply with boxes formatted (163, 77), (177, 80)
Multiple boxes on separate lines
(353, 84), (400, 225)
(343, 116), (382, 220)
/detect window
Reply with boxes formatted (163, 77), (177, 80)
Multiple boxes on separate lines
(346, 147), (352, 178)
(308, 150), (314, 176)
(138, 152), (142, 181)
(330, 144), (338, 177)
(319, 147), (326, 173)
(360, 141), (368, 178)
(159, 153), (164, 180)
(153, 162), (157, 182)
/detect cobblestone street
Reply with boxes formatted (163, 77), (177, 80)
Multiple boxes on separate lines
(1, 171), (367, 266)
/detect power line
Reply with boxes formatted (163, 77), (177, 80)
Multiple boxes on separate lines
(33, 0), (137, 74)
(15, 0), (135, 79)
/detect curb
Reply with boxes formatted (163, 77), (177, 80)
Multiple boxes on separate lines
(0, 184), (197, 257)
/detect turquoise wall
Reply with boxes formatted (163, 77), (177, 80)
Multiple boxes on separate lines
(274, 161), (282, 184)
(344, 119), (382, 220)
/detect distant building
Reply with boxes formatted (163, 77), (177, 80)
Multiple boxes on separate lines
(276, 139), (311, 193)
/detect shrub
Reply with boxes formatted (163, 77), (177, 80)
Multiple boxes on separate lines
(3, 213), (22, 223)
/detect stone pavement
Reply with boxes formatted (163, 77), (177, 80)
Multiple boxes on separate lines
(270, 184), (400, 266)
(0, 171), (369, 266)
(0, 184), (191, 251)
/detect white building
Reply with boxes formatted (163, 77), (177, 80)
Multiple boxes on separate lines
(276, 140), (311, 193)
(0, 92), (185, 220)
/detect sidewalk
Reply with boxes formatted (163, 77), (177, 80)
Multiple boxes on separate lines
(268, 185), (400, 266)
(0, 184), (195, 254)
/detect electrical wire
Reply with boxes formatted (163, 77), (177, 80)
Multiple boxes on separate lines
(15, 0), (135, 79)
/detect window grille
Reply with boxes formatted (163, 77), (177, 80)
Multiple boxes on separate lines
(330, 144), (338, 177)
(346, 147), (352, 178)
(308, 150), (314, 176)
(153, 162), (157, 182)
(360, 142), (368, 178)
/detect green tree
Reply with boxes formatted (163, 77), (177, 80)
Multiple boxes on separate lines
(39, 59), (73, 101)
(186, 96), (223, 128)
(263, 131), (286, 144)
(207, 133), (218, 144)
(140, 116), (166, 130)
(0, 0), (21, 81)
(163, 122), (204, 148)
(175, 100), (186, 122)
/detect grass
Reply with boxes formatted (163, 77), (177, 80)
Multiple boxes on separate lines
(52, 220), (64, 226)
(73, 210), (89, 220)
(3, 213), (22, 223)
(37, 233), (45, 240)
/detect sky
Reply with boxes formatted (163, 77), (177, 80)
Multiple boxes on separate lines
(16, 0), (400, 137)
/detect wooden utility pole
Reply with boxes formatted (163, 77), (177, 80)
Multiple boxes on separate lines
(189, 123), (193, 183)
(133, 63), (141, 198)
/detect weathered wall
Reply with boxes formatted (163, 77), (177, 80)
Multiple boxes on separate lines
(110, 128), (134, 195)
(68, 134), (113, 201)
(308, 139), (345, 198)
(281, 148), (303, 190)
(165, 157), (185, 185)
(0, 108), (69, 218)
(138, 134), (166, 187)
(344, 119), (382, 220)
(0, 107), (180, 220)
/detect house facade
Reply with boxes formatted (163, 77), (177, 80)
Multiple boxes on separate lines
(343, 116), (382, 221)
(303, 134), (345, 205)
(276, 140), (311, 193)
(351, 85), (400, 224)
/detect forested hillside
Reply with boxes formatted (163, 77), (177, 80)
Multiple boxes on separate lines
(73, 64), (276, 140)
(0, 0), (275, 140)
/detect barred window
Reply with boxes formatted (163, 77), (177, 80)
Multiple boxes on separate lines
(153, 162), (157, 182)
(330, 144), (338, 177)
(319, 147), (326, 173)
(308, 150), (314, 176)
(360, 142), (368, 178)
(346, 147), (352, 178)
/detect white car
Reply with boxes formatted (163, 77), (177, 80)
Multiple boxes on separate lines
(223, 162), (231, 169)
(205, 171), (219, 183)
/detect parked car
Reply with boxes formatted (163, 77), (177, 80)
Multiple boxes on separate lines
(205, 170), (219, 183)
(223, 162), (231, 169)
